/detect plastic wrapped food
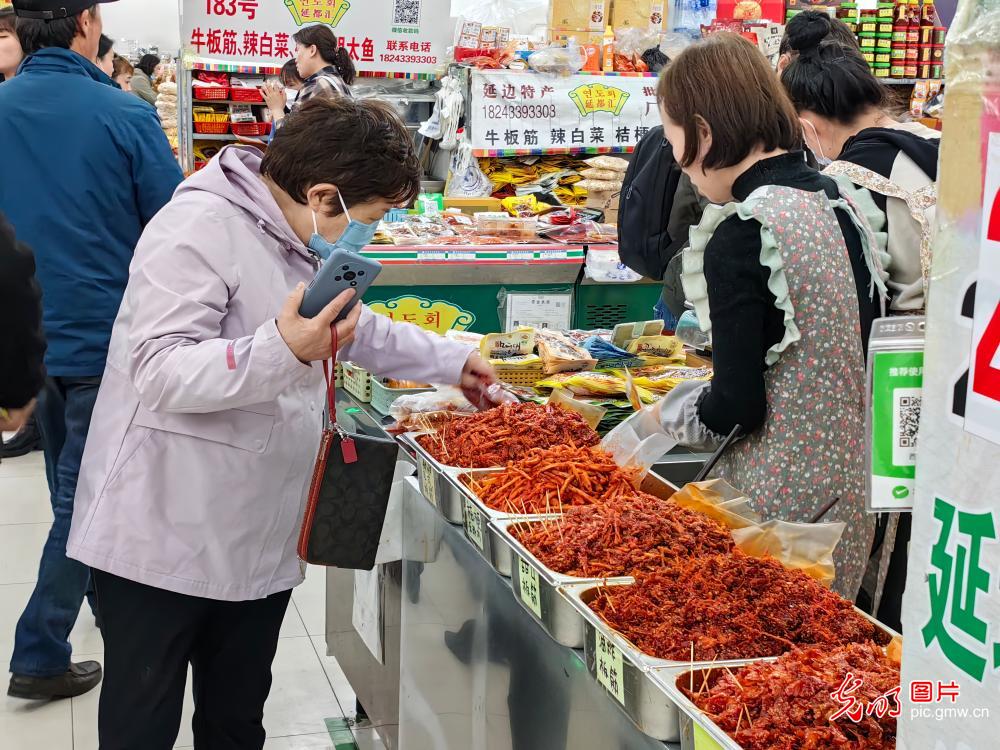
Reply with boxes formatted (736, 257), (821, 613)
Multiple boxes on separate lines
(480, 328), (535, 363)
(583, 156), (629, 172)
(535, 329), (598, 375)
(626, 335), (685, 364)
(627, 366), (713, 392)
(528, 42), (587, 75)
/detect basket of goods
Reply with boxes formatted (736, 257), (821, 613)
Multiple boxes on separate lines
(230, 121), (272, 137)
(192, 108), (230, 134)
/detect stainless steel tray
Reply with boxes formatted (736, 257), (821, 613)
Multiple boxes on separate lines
(463, 469), (681, 578)
(397, 432), (500, 525)
(652, 665), (757, 750)
(562, 582), (766, 743)
(562, 580), (901, 744)
(492, 518), (634, 649)
(456, 468), (559, 577)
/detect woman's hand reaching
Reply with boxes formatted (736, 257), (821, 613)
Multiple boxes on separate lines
(459, 353), (510, 410)
(277, 284), (360, 363)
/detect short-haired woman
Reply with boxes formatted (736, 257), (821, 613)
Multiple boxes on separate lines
(627, 33), (885, 600)
(0, 7), (23, 82)
(129, 52), (159, 105)
(263, 24), (354, 128)
(67, 97), (496, 748)
(111, 53), (132, 91)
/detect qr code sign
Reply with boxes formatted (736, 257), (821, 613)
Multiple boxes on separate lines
(898, 395), (921, 448)
(393, 0), (421, 25)
(892, 388), (922, 467)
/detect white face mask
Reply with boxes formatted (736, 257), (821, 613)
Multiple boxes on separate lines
(800, 118), (832, 167)
(285, 88), (299, 103)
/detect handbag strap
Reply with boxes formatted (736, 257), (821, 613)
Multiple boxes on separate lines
(321, 323), (339, 428)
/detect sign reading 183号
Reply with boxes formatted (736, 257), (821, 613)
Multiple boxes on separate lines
(469, 70), (660, 155)
(180, 0), (455, 75)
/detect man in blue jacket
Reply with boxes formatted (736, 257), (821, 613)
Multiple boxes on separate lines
(2, 0), (183, 700)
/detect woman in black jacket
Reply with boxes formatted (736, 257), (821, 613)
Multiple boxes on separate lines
(0, 213), (45, 439)
(781, 13), (940, 313)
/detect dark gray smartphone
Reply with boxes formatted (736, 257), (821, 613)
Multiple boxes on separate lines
(299, 249), (382, 320)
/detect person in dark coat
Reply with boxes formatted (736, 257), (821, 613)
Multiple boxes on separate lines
(2, 0), (182, 701)
(0, 213), (45, 438)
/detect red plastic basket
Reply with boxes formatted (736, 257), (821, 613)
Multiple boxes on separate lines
(193, 86), (230, 101)
(194, 121), (231, 135)
(230, 87), (264, 102)
(231, 121), (272, 137)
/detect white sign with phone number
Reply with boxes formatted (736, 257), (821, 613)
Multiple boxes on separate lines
(181, 0), (454, 75)
(469, 70), (661, 154)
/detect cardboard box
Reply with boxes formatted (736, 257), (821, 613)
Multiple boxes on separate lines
(551, 0), (608, 32)
(611, 0), (666, 30)
(586, 187), (620, 224)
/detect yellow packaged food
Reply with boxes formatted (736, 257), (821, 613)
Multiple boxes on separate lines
(629, 366), (713, 392)
(536, 329), (598, 375)
(480, 328), (535, 363)
(626, 335), (685, 365)
(536, 371), (656, 403)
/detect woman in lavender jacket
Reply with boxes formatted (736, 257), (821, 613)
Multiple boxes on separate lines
(67, 98), (494, 750)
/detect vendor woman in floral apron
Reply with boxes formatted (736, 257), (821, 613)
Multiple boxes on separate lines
(635, 33), (889, 599)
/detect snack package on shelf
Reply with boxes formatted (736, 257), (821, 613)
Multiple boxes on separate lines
(624, 365), (713, 392)
(626, 334), (685, 364)
(480, 327), (536, 363)
(535, 329), (598, 374)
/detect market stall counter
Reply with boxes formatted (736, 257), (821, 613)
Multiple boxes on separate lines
(324, 392), (705, 750)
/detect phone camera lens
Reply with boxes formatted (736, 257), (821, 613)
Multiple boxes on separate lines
(334, 276), (342, 282)
(344, 271), (357, 281)
(358, 270), (365, 276)
(350, 281), (358, 287)
(342, 265), (350, 271)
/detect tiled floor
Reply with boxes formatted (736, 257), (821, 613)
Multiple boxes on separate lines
(0, 444), (386, 750)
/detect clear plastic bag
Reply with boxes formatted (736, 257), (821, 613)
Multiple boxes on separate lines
(548, 387), (607, 430)
(731, 519), (846, 589)
(389, 386), (477, 421)
(585, 248), (643, 283)
(528, 41), (587, 75)
(670, 479), (761, 529)
(614, 27), (662, 58)
(600, 407), (677, 479)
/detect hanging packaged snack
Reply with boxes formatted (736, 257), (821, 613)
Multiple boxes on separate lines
(536, 329), (599, 375)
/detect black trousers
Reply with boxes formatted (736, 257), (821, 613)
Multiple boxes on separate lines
(92, 569), (292, 750)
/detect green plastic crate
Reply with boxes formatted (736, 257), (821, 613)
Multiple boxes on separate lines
(370, 378), (434, 416)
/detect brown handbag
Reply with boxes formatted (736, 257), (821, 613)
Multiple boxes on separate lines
(297, 325), (399, 569)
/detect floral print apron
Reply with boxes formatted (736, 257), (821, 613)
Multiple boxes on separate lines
(686, 183), (879, 600)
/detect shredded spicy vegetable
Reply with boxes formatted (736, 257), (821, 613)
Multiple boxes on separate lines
(416, 402), (598, 468)
(513, 493), (734, 577)
(682, 643), (899, 750)
(463, 445), (640, 514)
(590, 552), (890, 661)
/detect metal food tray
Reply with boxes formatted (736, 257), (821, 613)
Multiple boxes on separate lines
(652, 665), (758, 750)
(462, 469), (681, 578)
(455, 468), (559, 576)
(397, 432), (501, 525)
(563, 582), (901, 745)
(562, 582), (768, 743)
(492, 518), (634, 650)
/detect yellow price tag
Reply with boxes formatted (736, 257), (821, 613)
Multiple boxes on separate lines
(517, 556), (542, 618)
(418, 457), (437, 507)
(693, 721), (724, 750)
(595, 631), (625, 704)
(464, 497), (485, 550)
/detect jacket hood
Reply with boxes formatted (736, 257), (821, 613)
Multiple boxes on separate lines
(18, 47), (114, 86)
(176, 146), (307, 253)
(840, 126), (940, 181)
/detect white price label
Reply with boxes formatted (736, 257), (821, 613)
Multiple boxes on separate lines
(448, 251), (476, 261)
(595, 631), (625, 704)
(418, 457), (437, 507)
(539, 249), (568, 260)
(464, 496), (485, 550)
(417, 251), (448, 261)
(507, 250), (534, 261)
(517, 556), (542, 618)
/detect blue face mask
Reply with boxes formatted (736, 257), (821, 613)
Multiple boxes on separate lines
(308, 192), (379, 261)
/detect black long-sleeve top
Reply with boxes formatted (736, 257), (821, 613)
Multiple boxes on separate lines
(697, 153), (876, 437)
(0, 213), (46, 408)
